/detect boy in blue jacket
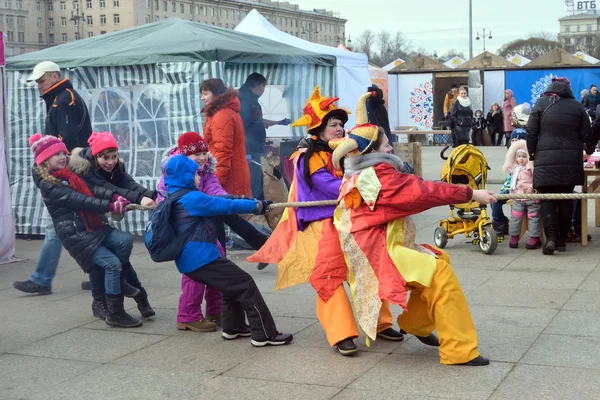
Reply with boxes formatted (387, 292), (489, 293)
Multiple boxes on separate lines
(164, 154), (292, 346)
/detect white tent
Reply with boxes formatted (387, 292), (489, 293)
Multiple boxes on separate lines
(235, 10), (371, 127)
(574, 51), (600, 64)
(444, 56), (466, 69)
(507, 54), (531, 66)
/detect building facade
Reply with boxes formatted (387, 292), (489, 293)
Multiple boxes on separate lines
(558, 11), (600, 53)
(0, 0), (347, 56)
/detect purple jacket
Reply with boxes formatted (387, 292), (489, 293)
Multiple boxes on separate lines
(295, 153), (341, 231)
(157, 147), (227, 204)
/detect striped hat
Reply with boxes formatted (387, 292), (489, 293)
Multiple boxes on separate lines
(29, 133), (68, 165)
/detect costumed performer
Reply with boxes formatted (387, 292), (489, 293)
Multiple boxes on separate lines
(247, 86), (403, 356)
(329, 91), (495, 366)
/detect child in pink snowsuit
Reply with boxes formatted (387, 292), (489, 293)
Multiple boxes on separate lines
(157, 132), (227, 332)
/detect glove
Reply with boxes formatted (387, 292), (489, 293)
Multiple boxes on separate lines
(254, 200), (273, 215)
(108, 198), (130, 214)
(279, 118), (292, 126)
(111, 194), (127, 203)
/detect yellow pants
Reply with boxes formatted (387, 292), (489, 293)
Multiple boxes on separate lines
(316, 284), (393, 346)
(397, 255), (480, 365)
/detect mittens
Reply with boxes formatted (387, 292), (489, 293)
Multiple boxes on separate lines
(108, 198), (130, 214)
(254, 200), (273, 215)
(111, 193), (127, 203)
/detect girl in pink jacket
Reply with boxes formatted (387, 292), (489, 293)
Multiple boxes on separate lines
(157, 132), (268, 332)
(503, 140), (541, 250)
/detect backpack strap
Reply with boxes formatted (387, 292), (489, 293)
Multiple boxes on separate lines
(169, 188), (195, 202)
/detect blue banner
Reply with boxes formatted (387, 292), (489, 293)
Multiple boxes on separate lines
(505, 68), (600, 106)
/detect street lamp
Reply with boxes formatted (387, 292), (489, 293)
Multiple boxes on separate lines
(70, 4), (86, 40)
(476, 29), (493, 52)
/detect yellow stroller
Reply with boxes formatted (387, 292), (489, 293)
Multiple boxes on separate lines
(434, 144), (499, 254)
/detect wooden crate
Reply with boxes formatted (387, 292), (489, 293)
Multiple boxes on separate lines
(394, 142), (422, 177)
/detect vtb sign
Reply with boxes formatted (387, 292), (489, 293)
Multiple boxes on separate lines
(567, 0), (597, 9)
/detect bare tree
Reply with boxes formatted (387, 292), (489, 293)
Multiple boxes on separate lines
(389, 31), (411, 61)
(529, 31), (559, 41)
(355, 29), (376, 59)
(498, 37), (560, 59)
(439, 49), (466, 61)
(377, 30), (392, 65)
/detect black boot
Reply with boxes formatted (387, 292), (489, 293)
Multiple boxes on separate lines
(92, 298), (108, 320)
(122, 280), (140, 298)
(134, 296), (156, 318)
(105, 294), (142, 328)
(542, 201), (558, 255)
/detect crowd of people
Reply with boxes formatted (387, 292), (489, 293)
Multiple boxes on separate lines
(13, 60), (600, 367)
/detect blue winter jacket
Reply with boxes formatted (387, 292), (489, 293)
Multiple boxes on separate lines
(164, 155), (257, 273)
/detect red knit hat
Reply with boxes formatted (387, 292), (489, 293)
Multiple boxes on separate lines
(88, 131), (119, 156)
(29, 133), (68, 165)
(178, 131), (208, 156)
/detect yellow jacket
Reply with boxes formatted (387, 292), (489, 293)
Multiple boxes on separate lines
(443, 92), (457, 115)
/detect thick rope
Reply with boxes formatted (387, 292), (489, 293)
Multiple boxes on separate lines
(125, 192), (600, 212)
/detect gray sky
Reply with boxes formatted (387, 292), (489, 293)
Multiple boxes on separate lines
(297, 0), (569, 56)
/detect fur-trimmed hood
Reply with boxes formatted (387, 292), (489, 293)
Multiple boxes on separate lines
(344, 152), (410, 177)
(202, 89), (241, 117)
(161, 146), (218, 175)
(69, 146), (125, 176)
(503, 139), (532, 173)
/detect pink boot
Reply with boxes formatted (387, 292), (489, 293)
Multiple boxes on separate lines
(526, 237), (541, 250)
(509, 235), (519, 249)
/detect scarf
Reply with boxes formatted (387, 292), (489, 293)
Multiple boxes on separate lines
(457, 97), (471, 107)
(51, 167), (106, 232)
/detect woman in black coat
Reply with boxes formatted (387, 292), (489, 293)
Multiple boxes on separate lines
(449, 87), (473, 147)
(526, 78), (592, 255)
(486, 102), (504, 146)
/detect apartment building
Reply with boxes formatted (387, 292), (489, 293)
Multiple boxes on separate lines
(558, 11), (600, 53)
(0, 0), (347, 56)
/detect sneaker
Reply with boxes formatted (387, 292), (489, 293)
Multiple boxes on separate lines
(336, 338), (358, 356)
(376, 328), (404, 341)
(509, 235), (519, 249)
(206, 313), (222, 326)
(13, 280), (51, 295)
(81, 281), (91, 290)
(177, 319), (218, 333)
(525, 237), (542, 250)
(251, 331), (294, 347)
(222, 325), (252, 340)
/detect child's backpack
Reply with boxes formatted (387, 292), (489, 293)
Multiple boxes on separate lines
(144, 188), (195, 262)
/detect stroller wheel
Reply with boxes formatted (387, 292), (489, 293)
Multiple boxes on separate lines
(479, 226), (498, 255)
(434, 227), (448, 249)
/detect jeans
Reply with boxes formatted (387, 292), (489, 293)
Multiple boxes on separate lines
(89, 262), (147, 301)
(248, 153), (264, 200)
(89, 229), (133, 295)
(30, 210), (62, 288)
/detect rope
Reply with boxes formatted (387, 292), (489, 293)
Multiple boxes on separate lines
(125, 192), (600, 212)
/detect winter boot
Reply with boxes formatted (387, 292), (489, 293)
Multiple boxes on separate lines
(509, 235), (519, 248)
(105, 294), (142, 328)
(177, 319), (218, 333)
(542, 201), (558, 256)
(206, 313), (222, 326)
(134, 296), (155, 318)
(92, 298), (108, 319)
(526, 237), (542, 250)
(121, 280), (141, 298)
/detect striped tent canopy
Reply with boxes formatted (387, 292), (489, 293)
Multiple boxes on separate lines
(6, 21), (336, 236)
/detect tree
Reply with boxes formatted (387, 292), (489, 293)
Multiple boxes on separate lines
(355, 29), (376, 60)
(439, 49), (466, 61)
(498, 37), (560, 59)
(389, 32), (411, 61)
(376, 30), (392, 66)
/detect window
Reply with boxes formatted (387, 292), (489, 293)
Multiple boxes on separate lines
(145, 14), (150, 23)
(48, 1), (53, 10)
(17, 0), (22, 8)
(75, 31), (80, 40)
(38, 33), (43, 42)
(49, 33), (55, 43)
(210, 7), (214, 16)
(6, 31), (13, 41)
(565, 25), (570, 32)
(588, 24), (593, 31)
(6, 15), (12, 24)
(73, 17), (79, 26)
(86, 0), (92, 8)
(154, 16), (159, 21)
(145, 0), (149, 7)
(100, 0), (105, 8)
(219, 9), (223, 17)
(113, 0), (119, 7)
(17, 16), (23, 25)
(73, 0), (78, 9)
(203, 7), (207, 16)
(113, 14), (119, 24)
(5, 0), (11, 7)
(62, 32), (67, 41)
(100, 14), (106, 24)
(17, 31), (24, 42)
(195, 5), (199, 15)
(172, 2), (175, 12)
(577, 24), (581, 32)
(163, 1), (166, 11)
(155, 0), (158, 10)
(180, 3), (183, 13)
(225, 23), (228, 28)
(189, 4), (192, 13)
(48, 18), (54, 27)
(100, 30), (106, 34)
(88, 31), (93, 37)
(86, 15), (92, 24)
(36, 1), (41, 10)
(61, 17), (67, 26)
(60, 1), (66, 10)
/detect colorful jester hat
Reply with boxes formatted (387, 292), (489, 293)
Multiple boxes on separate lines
(291, 86), (350, 132)
(330, 90), (380, 169)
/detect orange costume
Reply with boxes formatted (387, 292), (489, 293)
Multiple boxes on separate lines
(329, 92), (486, 365)
(248, 87), (396, 349)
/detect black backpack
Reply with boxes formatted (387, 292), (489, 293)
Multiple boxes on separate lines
(144, 188), (196, 262)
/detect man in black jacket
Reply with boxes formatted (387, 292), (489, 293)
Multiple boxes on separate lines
(13, 61), (93, 295)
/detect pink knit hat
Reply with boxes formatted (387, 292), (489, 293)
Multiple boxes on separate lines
(29, 133), (68, 165)
(88, 131), (119, 156)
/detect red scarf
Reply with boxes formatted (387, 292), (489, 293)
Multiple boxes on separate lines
(51, 168), (106, 232)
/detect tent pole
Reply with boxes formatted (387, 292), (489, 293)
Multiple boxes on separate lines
(468, 0), (473, 59)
